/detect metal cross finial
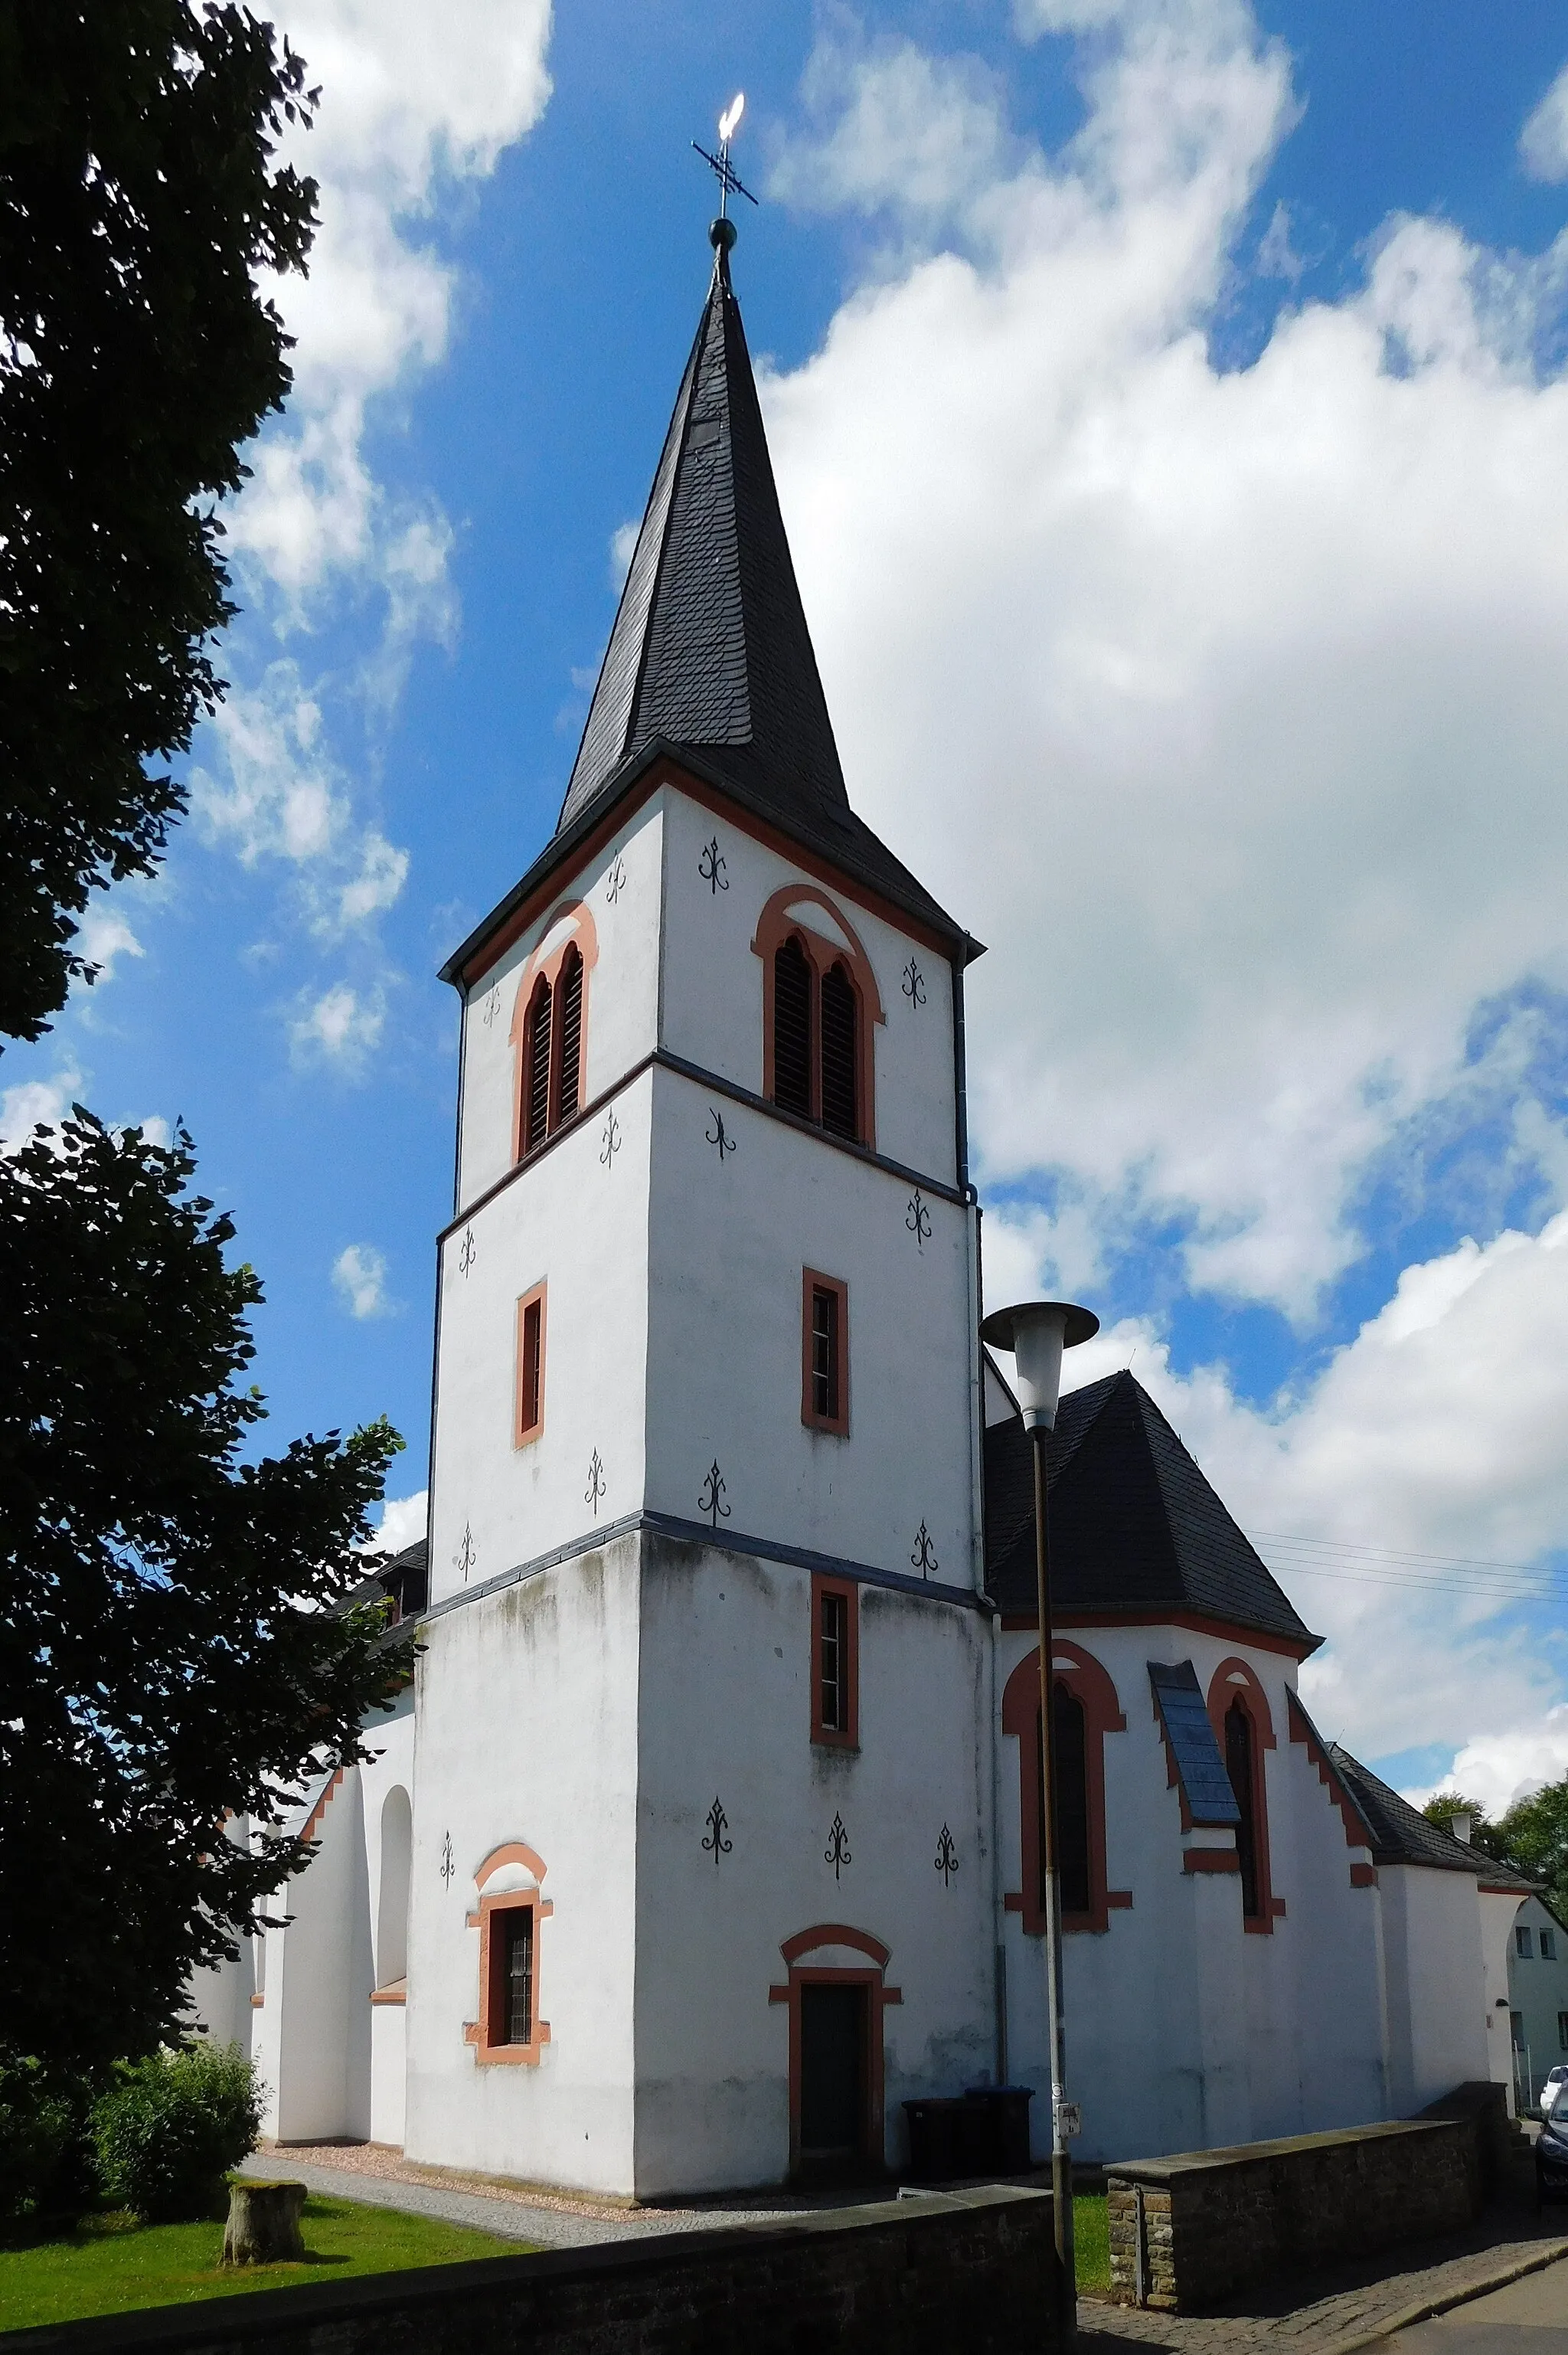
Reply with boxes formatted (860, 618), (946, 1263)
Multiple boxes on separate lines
(692, 91), (758, 224)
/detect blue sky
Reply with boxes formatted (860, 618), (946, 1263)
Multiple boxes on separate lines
(13, 0), (1568, 1806)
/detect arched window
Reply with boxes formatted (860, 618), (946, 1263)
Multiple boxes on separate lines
(555, 946), (583, 1125)
(376, 1787), (412, 1990)
(773, 936), (813, 1120)
(819, 961), (859, 1140)
(1003, 1642), (1130, 1935)
(753, 886), (885, 1149)
(523, 975), (553, 1156)
(508, 899), (598, 1164)
(1207, 1657), (1279, 1931)
(1227, 1703), (1260, 1919)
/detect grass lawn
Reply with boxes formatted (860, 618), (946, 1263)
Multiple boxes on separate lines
(0, 2192), (531, 2334)
(1074, 2193), (1110, 2294)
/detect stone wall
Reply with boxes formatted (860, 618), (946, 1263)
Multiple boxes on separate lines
(1106, 2085), (1506, 2311)
(2, 2185), (1055, 2355)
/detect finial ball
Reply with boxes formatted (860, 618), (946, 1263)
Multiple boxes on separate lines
(709, 215), (738, 256)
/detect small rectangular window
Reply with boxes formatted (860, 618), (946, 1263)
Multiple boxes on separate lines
(486, 1905), (534, 2046)
(811, 1573), (858, 1748)
(515, 1284), (547, 1446)
(1513, 2010), (1525, 2049)
(1544, 1929), (1558, 1961)
(1559, 2013), (1568, 2052)
(802, 1268), (849, 1435)
(1518, 1925), (1534, 1959)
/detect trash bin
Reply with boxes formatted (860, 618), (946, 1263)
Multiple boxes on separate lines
(902, 2095), (965, 2181)
(963, 2084), (1035, 2173)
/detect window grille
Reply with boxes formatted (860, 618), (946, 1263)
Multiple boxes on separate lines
(819, 961), (859, 1140)
(812, 1287), (840, 1423)
(524, 976), (553, 1153)
(500, 1909), (534, 2046)
(773, 936), (813, 1118)
(518, 1294), (544, 1441)
(819, 1592), (848, 1734)
(556, 946), (583, 1124)
(1226, 1701), (1262, 1920)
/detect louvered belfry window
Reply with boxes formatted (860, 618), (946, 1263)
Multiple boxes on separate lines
(555, 946), (583, 1124)
(819, 962), (858, 1139)
(524, 975), (553, 1155)
(773, 936), (813, 1119)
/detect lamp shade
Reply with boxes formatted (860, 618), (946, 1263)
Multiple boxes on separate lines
(979, 1300), (1099, 1431)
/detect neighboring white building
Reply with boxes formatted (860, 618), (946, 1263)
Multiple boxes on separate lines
(191, 222), (1534, 2193)
(1503, 1892), (1568, 2109)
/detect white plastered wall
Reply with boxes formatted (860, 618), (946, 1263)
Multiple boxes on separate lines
(631, 1533), (995, 2193)
(1500, 1890), (1568, 2108)
(1377, 1863), (1491, 2116)
(403, 1533), (642, 2194)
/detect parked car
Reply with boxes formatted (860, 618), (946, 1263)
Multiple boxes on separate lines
(1537, 2111), (1568, 2204)
(1541, 2066), (1568, 2120)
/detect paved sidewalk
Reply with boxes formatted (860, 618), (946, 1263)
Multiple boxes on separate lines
(239, 2143), (891, 2255)
(1385, 2253), (1568, 2354)
(1079, 2177), (1568, 2355)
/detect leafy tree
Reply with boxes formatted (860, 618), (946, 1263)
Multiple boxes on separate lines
(1495, 1780), (1568, 1927)
(0, 1111), (406, 2072)
(0, 0), (318, 1041)
(1423, 1791), (1497, 1844)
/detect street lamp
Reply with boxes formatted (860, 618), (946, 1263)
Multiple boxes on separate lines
(979, 1298), (1099, 2347)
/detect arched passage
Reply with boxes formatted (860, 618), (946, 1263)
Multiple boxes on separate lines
(376, 1787), (412, 1990)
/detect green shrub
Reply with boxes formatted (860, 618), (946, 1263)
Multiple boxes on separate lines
(0, 2052), (93, 2229)
(91, 2043), (263, 2222)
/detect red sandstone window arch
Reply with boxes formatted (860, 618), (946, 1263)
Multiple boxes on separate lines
(464, 1842), (553, 2066)
(1206, 1657), (1282, 1932)
(751, 885), (884, 1150)
(1001, 1640), (1130, 1935)
(508, 900), (599, 1163)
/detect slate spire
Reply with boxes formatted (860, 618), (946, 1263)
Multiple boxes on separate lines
(558, 235), (850, 837)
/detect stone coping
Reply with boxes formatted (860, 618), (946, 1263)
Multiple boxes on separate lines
(0, 2184), (1050, 2352)
(1106, 2119), (1446, 2184)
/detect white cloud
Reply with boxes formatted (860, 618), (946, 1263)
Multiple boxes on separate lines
(229, 0), (554, 611)
(332, 1241), (395, 1319)
(192, 662), (409, 945)
(291, 983), (385, 1068)
(0, 1065), (83, 1148)
(368, 1487), (429, 1554)
(1410, 1712), (1568, 1820)
(766, 0), (1568, 1320)
(77, 909), (145, 986)
(1521, 63), (1568, 184)
(979, 1202), (1568, 1770)
(1254, 197), (1302, 280)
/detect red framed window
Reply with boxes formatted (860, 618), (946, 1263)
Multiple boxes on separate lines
(753, 886), (884, 1150)
(515, 1282), (547, 1446)
(1207, 1658), (1282, 1932)
(1002, 1640), (1131, 1935)
(508, 900), (597, 1163)
(802, 1268), (849, 1436)
(812, 1572), (859, 1748)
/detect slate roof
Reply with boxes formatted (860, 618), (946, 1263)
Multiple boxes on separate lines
(439, 244), (972, 988)
(984, 1368), (1318, 1650)
(1148, 1662), (1242, 1827)
(1326, 1746), (1535, 1887)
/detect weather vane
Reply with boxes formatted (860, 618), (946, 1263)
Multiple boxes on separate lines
(692, 92), (758, 221)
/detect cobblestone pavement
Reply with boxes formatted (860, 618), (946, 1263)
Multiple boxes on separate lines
(1080, 2173), (1568, 2355)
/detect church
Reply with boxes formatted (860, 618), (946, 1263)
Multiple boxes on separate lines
(194, 217), (1534, 2197)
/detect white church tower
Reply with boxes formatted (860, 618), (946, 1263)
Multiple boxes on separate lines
(405, 216), (995, 2196)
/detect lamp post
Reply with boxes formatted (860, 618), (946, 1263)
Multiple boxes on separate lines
(979, 1298), (1099, 2349)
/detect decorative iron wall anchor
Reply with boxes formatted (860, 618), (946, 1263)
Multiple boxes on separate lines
(934, 1824), (959, 1886)
(698, 836), (729, 894)
(902, 957), (926, 1009)
(439, 1831), (456, 1887)
(605, 853), (627, 904)
(706, 1107), (737, 1160)
(825, 1811), (852, 1881)
(600, 1109), (622, 1167)
(585, 1450), (606, 1516)
(906, 1189), (932, 1252)
(453, 1523), (477, 1583)
(482, 983), (501, 1028)
(702, 1797), (732, 1867)
(698, 1460), (731, 1529)
(911, 1521), (939, 1578)
(457, 1225), (476, 1276)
